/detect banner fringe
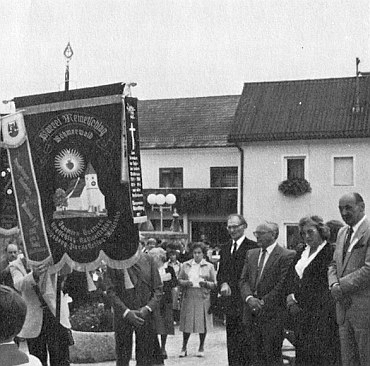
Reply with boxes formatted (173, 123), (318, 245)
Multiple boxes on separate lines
(48, 246), (142, 273)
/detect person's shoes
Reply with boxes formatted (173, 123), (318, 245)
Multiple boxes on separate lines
(161, 350), (168, 359)
(196, 350), (204, 357)
(179, 349), (187, 358)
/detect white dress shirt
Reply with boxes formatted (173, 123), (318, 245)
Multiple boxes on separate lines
(257, 242), (277, 276)
(347, 215), (367, 252)
(231, 235), (246, 254)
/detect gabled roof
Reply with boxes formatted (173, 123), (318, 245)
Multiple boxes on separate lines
(85, 162), (96, 175)
(66, 177), (85, 198)
(138, 95), (240, 148)
(229, 77), (370, 142)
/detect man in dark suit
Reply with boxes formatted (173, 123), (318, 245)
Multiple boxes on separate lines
(217, 214), (257, 366)
(106, 251), (163, 366)
(328, 192), (370, 366)
(240, 221), (295, 366)
(0, 243), (19, 288)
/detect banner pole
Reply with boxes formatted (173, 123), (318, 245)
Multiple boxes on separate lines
(121, 93), (129, 183)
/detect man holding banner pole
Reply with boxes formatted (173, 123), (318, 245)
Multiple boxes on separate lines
(10, 257), (71, 366)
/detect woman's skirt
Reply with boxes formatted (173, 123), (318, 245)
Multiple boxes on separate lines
(179, 287), (213, 334)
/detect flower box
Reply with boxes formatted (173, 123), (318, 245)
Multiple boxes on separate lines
(278, 178), (312, 197)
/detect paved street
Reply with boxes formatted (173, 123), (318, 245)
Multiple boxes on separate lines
(72, 322), (228, 366)
(19, 321), (295, 365)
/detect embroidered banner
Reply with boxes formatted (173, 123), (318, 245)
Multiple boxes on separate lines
(1, 113), (52, 265)
(13, 83), (141, 271)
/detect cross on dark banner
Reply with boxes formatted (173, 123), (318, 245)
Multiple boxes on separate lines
(13, 83), (140, 271)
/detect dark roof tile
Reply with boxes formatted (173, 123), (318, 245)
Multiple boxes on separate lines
(138, 95), (240, 148)
(229, 77), (370, 142)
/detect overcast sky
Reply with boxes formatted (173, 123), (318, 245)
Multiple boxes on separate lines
(1, 0), (369, 112)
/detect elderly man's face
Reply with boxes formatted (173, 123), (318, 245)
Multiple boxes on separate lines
(253, 224), (275, 249)
(227, 216), (246, 241)
(6, 244), (19, 263)
(339, 194), (365, 227)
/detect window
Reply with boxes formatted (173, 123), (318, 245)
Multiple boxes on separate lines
(285, 157), (305, 180)
(210, 167), (238, 188)
(159, 168), (183, 188)
(286, 224), (301, 250)
(333, 157), (354, 186)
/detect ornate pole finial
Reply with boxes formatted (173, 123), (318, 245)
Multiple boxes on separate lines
(123, 82), (137, 97)
(64, 42), (73, 91)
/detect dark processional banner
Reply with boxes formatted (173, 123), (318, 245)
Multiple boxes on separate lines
(1, 83), (146, 272)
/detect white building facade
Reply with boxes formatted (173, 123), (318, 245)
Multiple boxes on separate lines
(230, 76), (370, 248)
(139, 95), (241, 245)
(241, 138), (370, 246)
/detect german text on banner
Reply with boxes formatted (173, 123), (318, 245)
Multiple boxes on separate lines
(13, 83), (141, 272)
(0, 112), (53, 265)
(123, 97), (146, 223)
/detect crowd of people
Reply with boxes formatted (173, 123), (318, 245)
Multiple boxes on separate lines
(1, 191), (370, 366)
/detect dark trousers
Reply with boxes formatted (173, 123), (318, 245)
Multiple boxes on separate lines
(27, 308), (70, 366)
(226, 314), (251, 366)
(115, 317), (158, 366)
(247, 315), (284, 366)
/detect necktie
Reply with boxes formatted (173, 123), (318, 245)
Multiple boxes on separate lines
(256, 248), (267, 284)
(342, 227), (353, 262)
(232, 241), (237, 257)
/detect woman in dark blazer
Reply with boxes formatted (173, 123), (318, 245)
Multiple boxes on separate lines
(286, 215), (340, 366)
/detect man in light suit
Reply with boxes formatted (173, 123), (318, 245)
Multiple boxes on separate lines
(10, 257), (71, 366)
(328, 192), (370, 366)
(217, 214), (257, 366)
(240, 221), (295, 366)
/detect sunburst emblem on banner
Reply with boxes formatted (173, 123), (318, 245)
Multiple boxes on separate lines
(54, 149), (85, 178)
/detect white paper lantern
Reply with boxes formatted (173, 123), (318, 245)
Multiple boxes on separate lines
(147, 194), (157, 205)
(165, 193), (176, 205)
(155, 194), (166, 205)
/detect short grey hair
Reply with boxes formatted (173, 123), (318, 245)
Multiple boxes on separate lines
(148, 247), (167, 263)
(265, 221), (279, 240)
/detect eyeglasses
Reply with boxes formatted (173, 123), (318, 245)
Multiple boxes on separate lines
(301, 229), (318, 237)
(253, 231), (271, 237)
(227, 224), (244, 230)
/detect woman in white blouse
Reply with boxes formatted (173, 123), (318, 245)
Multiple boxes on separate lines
(286, 215), (340, 366)
(177, 242), (216, 358)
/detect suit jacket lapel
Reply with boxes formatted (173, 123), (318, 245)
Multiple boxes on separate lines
(128, 257), (153, 288)
(127, 263), (139, 287)
(336, 229), (347, 276)
(11, 257), (27, 275)
(342, 220), (368, 271)
(226, 241), (233, 257)
(250, 250), (260, 290)
(258, 245), (281, 284)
